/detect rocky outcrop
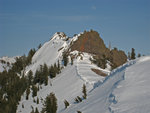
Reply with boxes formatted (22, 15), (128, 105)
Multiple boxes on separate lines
(70, 30), (127, 68)
(70, 30), (109, 56)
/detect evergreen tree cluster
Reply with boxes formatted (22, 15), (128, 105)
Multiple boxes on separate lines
(11, 48), (36, 74)
(34, 64), (49, 85)
(74, 84), (87, 104)
(49, 61), (61, 79)
(42, 92), (57, 113)
(34, 61), (61, 85)
(128, 48), (136, 60)
(26, 49), (36, 65)
(0, 48), (36, 113)
(0, 70), (28, 113)
(32, 85), (38, 97)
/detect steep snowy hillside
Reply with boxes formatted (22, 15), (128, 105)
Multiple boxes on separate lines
(25, 32), (68, 74)
(63, 56), (150, 113)
(17, 51), (108, 113)
(0, 56), (16, 72)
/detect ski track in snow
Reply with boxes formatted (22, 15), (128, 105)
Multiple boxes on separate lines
(105, 61), (135, 113)
(75, 53), (106, 86)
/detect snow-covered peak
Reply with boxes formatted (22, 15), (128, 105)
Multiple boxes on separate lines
(51, 32), (67, 41)
(25, 32), (69, 75)
(71, 32), (83, 42)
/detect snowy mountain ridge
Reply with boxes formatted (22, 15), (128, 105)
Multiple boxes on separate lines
(14, 31), (150, 113)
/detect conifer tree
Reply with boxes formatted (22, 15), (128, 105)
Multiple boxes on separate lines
(35, 107), (39, 113)
(30, 109), (34, 113)
(27, 48), (36, 65)
(57, 60), (60, 73)
(77, 96), (82, 102)
(27, 70), (33, 86)
(82, 84), (87, 99)
(64, 99), (69, 109)
(49, 65), (56, 78)
(37, 97), (39, 104)
(71, 57), (73, 65)
(138, 53), (141, 58)
(38, 44), (42, 49)
(42, 92), (57, 113)
(43, 63), (48, 85)
(131, 48), (136, 59)
(26, 87), (30, 100)
(63, 52), (68, 66)
(32, 85), (38, 97)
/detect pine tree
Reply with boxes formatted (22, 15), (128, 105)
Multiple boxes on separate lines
(57, 60), (60, 73)
(34, 69), (40, 84)
(138, 53), (141, 58)
(42, 92), (57, 113)
(26, 87), (30, 100)
(27, 70), (33, 86)
(64, 99), (69, 109)
(27, 48), (36, 65)
(63, 52), (68, 66)
(43, 63), (48, 85)
(30, 109), (34, 113)
(131, 48), (136, 59)
(37, 97), (39, 104)
(74, 97), (79, 103)
(38, 44), (42, 49)
(71, 57), (73, 65)
(32, 85), (38, 97)
(82, 84), (87, 99)
(49, 65), (56, 78)
(35, 107), (39, 113)
(77, 96), (82, 102)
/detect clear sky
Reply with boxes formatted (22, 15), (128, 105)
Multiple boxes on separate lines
(0, 0), (150, 57)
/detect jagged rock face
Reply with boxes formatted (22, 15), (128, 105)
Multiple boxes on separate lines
(70, 30), (127, 68)
(70, 30), (109, 55)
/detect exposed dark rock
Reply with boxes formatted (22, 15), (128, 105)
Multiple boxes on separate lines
(70, 30), (127, 69)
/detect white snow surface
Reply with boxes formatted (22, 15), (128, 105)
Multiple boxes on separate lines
(17, 52), (107, 113)
(0, 56), (16, 72)
(25, 32), (68, 75)
(62, 56), (150, 113)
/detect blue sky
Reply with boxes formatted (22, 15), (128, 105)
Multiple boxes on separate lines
(0, 0), (150, 57)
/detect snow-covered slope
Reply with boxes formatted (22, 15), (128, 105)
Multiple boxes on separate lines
(110, 56), (150, 113)
(17, 52), (107, 113)
(63, 56), (150, 113)
(0, 56), (16, 72)
(25, 32), (68, 74)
